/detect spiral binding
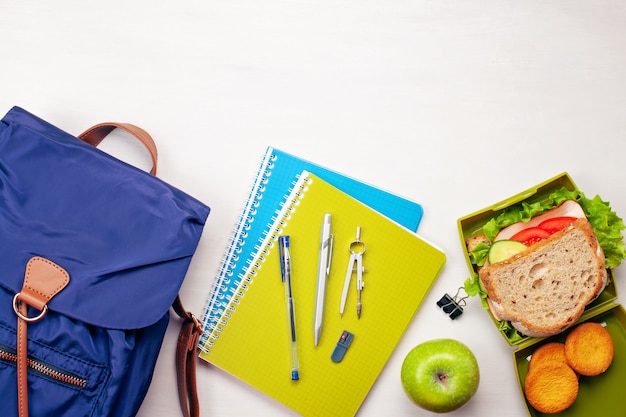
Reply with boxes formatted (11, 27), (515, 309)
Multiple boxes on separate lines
(201, 172), (312, 353)
(199, 150), (276, 351)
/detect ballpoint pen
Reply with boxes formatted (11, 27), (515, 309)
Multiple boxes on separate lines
(314, 213), (333, 347)
(278, 236), (300, 381)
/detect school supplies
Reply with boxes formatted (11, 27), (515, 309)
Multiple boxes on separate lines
(199, 171), (445, 417)
(437, 288), (469, 320)
(340, 227), (367, 318)
(278, 236), (300, 381)
(198, 147), (424, 352)
(314, 213), (334, 346)
(331, 330), (355, 363)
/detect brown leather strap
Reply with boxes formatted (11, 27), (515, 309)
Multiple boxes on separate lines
(15, 257), (70, 417)
(173, 296), (201, 417)
(17, 305), (28, 417)
(78, 122), (158, 175)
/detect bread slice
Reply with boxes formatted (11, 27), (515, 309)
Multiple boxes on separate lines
(479, 218), (607, 337)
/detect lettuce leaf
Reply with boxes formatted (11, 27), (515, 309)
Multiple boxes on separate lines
(464, 273), (488, 309)
(474, 187), (625, 268)
(581, 193), (626, 269)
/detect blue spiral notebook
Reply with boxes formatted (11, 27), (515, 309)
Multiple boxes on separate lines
(198, 147), (424, 350)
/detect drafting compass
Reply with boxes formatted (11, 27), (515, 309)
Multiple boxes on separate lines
(340, 227), (366, 318)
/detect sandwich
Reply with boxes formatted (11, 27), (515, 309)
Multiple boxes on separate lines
(464, 188), (625, 339)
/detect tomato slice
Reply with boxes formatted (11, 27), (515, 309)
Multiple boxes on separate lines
(536, 216), (577, 234)
(510, 227), (552, 246)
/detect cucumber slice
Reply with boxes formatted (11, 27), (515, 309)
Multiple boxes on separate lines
(488, 240), (527, 264)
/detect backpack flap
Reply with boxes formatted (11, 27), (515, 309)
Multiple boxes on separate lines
(0, 107), (210, 330)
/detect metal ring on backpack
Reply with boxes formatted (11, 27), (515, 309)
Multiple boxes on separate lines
(13, 293), (48, 322)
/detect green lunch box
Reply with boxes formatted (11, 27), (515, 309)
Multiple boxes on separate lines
(457, 172), (625, 417)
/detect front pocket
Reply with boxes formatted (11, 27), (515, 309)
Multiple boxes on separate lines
(0, 323), (109, 417)
(0, 343), (87, 389)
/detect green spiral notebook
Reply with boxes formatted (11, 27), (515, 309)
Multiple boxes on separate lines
(200, 171), (445, 416)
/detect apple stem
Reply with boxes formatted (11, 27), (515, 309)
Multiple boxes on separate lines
(436, 372), (448, 387)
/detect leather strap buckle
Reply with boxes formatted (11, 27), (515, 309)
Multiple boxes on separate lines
(13, 294), (48, 322)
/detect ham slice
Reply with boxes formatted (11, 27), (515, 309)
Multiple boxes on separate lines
(495, 200), (586, 242)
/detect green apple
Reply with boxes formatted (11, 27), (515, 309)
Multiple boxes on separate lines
(400, 338), (479, 413)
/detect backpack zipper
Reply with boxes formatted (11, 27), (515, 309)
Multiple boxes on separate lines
(0, 344), (87, 388)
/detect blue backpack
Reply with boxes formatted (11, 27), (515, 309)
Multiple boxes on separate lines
(0, 107), (209, 417)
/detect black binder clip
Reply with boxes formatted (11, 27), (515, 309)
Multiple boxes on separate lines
(436, 287), (468, 320)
